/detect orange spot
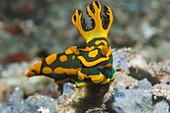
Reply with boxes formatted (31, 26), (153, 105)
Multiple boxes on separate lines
(59, 55), (68, 62)
(70, 46), (80, 55)
(106, 47), (112, 57)
(72, 55), (76, 60)
(88, 49), (98, 58)
(45, 54), (57, 65)
(98, 45), (103, 49)
(42, 67), (53, 74)
(101, 77), (111, 84)
(101, 45), (109, 56)
(88, 73), (104, 83)
(105, 63), (113, 67)
(77, 71), (87, 80)
(89, 46), (95, 50)
(54, 67), (80, 75)
(65, 48), (73, 54)
(79, 46), (95, 51)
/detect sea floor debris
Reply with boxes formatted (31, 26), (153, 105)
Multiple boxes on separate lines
(0, 0), (170, 113)
(0, 48), (170, 113)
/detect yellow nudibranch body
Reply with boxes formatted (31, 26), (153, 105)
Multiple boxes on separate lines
(26, 1), (116, 87)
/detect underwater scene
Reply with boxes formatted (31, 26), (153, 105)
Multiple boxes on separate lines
(0, 0), (170, 113)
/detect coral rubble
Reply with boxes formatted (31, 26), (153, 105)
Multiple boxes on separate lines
(0, 0), (170, 113)
(0, 48), (170, 113)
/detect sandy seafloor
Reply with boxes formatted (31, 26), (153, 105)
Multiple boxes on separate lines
(0, 0), (170, 113)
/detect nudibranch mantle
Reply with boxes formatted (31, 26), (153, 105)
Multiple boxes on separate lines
(26, 1), (116, 87)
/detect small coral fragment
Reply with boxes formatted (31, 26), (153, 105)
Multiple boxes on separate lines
(153, 83), (170, 102)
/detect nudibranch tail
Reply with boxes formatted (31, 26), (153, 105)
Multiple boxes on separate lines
(26, 60), (42, 77)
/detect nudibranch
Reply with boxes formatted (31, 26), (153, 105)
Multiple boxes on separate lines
(26, 1), (116, 87)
